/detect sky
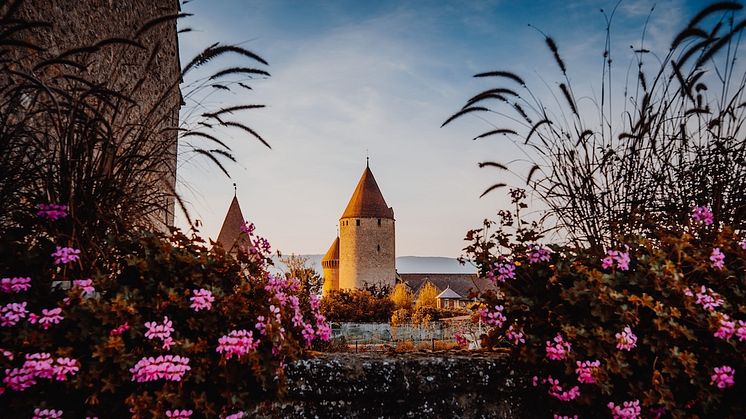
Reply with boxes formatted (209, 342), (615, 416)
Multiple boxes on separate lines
(174, 0), (707, 257)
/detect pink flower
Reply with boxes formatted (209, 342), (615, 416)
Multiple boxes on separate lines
(714, 316), (736, 340)
(0, 348), (13, 360)
(0, 277), (31, 293)
(33, 408), (63, 419)
(710, 247), (725, 270)
(301, 323), (315, 347)
(165, 410), (193, 418)
(527, 244), (551, 264)
(28, 308), (63, 329)
(615, 326), (637, 351)
(225, 413), (245, 419)
(1, 302), (28, 327)
(740, 239), (746, 250)
(710, 365), (735, 389)
(240, 222), (255, 235)
(545, 334), (571, 361)
(37, 203), (68, 221)
(479, 305), (506, 328)
(52, 246), (80, 265)
(691, 205), (714, 225)
(736, 320), (746, 342)
(454, 331), (467, 346)
(53, 357), (79, 381)
(190, 288), (215, 312)
(72, 279), (95, 296)
(110, 322), (130, 336)
(553, 416), (578, 419)
(506, 325), (525, 345)
(694, 285), (724, 311)
(575, 360), (601, 384)
(216, 329), (260, 359)
(488, 261), (515, 283)
(546, 376), (580, 401)
(130, 355), (190, 382)
(607, 400), (641, 419)
(145, 316), (175, 350)
(602, 249), (630, 271)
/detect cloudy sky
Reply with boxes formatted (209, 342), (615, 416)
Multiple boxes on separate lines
(174, 0), (704, 257)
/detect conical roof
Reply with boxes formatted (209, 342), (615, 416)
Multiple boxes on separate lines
(341, 165), (394, 219)
(216, 196), (248, 250)
(322, 237), (340, 263)
(437, 285), (463, 299)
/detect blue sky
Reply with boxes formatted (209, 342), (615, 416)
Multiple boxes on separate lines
(174, 0), (706, 257)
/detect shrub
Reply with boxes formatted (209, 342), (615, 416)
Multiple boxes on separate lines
(462, 190), (745, 417)
(320, 288), (394, 323)
(0, 206), (330, 417)
(390, 283), (414, 311)
(414, 282), (439, 310)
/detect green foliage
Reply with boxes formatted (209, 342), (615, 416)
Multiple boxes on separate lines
(320, 289), (394, 323)
(462, 191), (745, 417)
(0, 208), (328, 417)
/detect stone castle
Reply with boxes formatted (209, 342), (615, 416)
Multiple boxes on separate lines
(321, 162), (397, 293)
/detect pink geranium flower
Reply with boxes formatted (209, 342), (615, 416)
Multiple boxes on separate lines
(694, 285), (724, 311)
(710, 365), (735, 389)
(575, 360), (601, 384)
(714, 316), (736, 340)
(110, 322), (130, 336)
(527, 244), (551, 264)
(216, 329), (260, 359)
(52, 246), (80, 265)
(0, 277), (31, 293)
(506, 325), (525, 345)
(1, 302), (28, 327)
(145, 316), (175, 349)
(37, 203), (68, 220)
(28, 308), (63, 329)
(130, 355), (190, 382)
(602, 248), (630, 271)
(691, 205), (714, 225)
(165, 409), (193, 419)
(479, 305), (506, 327)
(710, 247), (725, 270)
(72, 279), (95, 296)
(615, 326), (637, 351)
(608, 400), (641, 419)
(190, 288), (215, 312)
(545, 334), (571, 360)
(33, 408), (63, 419)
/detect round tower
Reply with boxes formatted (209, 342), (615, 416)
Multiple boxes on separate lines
(338, 163), (396, 290)
(321, 236), (340, 295)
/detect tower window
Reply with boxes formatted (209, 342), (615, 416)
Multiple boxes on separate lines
(377, 244), (380, 252)
(377, 218), (381, 226)
(356, 219), (360, 226)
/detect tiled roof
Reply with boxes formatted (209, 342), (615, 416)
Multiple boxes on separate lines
(322, 236), (340, 262)
(215, 196), (248, 251)
(436, 285), (463, 299)
(341, 166), (394, 219)
(399, 273), (494, 300)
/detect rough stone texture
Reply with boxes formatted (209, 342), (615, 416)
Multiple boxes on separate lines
(11, 0), (181, 227)
(339, 217), (396, 290)
(250, 352), (531, 418)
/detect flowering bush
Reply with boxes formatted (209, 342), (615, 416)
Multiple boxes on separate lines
(0, 206), (329, 417)
(462, 190), (745, 417)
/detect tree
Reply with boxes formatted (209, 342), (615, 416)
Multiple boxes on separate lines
(415, 282), (439, 310)
(281, 254), (323, 298)
(390, 283), (414, 310)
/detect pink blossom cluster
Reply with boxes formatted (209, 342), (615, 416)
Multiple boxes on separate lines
(454, 331), (467, 346)
(602, 249), (630, 271)
(145, 316), (175, 349)
(37, 203), (68, 220)
(710, 247), (725, 270)
(691, 205), (714, 225)
(29, 308), (64, 329)
(553, 415), (578, 419)
(3, 353), (79, 391)
(1, 277), (31, 293)
(225, 412), (245, 419)
(741, 239), (746, 250)
(189, 288), (215, 312)
(488, 261), (515, 283)
(694, 285), (724, 311)
(607, 400), (641, 419)
(1, 302), (28, 327)
(545, 333), (571, 360)
(539, 376), (580, 401)
(130, 355), (190, 382)
(1, 348), (13, 360)
(33, 408), (63, 419)
(165, 409), (193, 418)
(240, 221), (255, 235)
(301, 323), (315, 347)
(310, 294), (332, 342)
(710, 365), (735, 389)
(110, 322), (130, 336)
(506, 325), (525, 345)
(527, 244), (551, 264)
(72, 279), (95, 296)
(216, 329), (260, 359)
(615, 326), (637, 351)
(52, 246), (80, 265)
(480, 305), (506, 327)
(714, 315), (736, 340)
(255, 315), (267, 336)
(575, 360), (601, 383)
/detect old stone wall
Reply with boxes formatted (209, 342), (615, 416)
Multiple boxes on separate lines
(339, 217), (396, 289)
(250, 352), (534, 418)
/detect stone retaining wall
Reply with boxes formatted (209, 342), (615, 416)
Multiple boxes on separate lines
(250, 352), (534, 418)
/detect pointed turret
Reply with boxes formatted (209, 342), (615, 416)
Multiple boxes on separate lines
(321, 237), (340, 295)
(215, 195), (248, 251)
(341, 166), (394, 219)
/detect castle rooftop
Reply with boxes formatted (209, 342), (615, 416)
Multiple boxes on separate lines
(216, 195), (248, 250)
(341, 164), (394, 220)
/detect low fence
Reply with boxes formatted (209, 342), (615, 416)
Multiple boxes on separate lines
(330, 318), (482, 351)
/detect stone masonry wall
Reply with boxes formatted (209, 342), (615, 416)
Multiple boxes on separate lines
(339, 217), (396, 289)
(250, 352), (535, 419)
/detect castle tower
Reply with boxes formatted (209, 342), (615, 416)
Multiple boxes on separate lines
(338, 162), (396, 290)
(321, 236), (340, 295)
(215, 194), (249, 253)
